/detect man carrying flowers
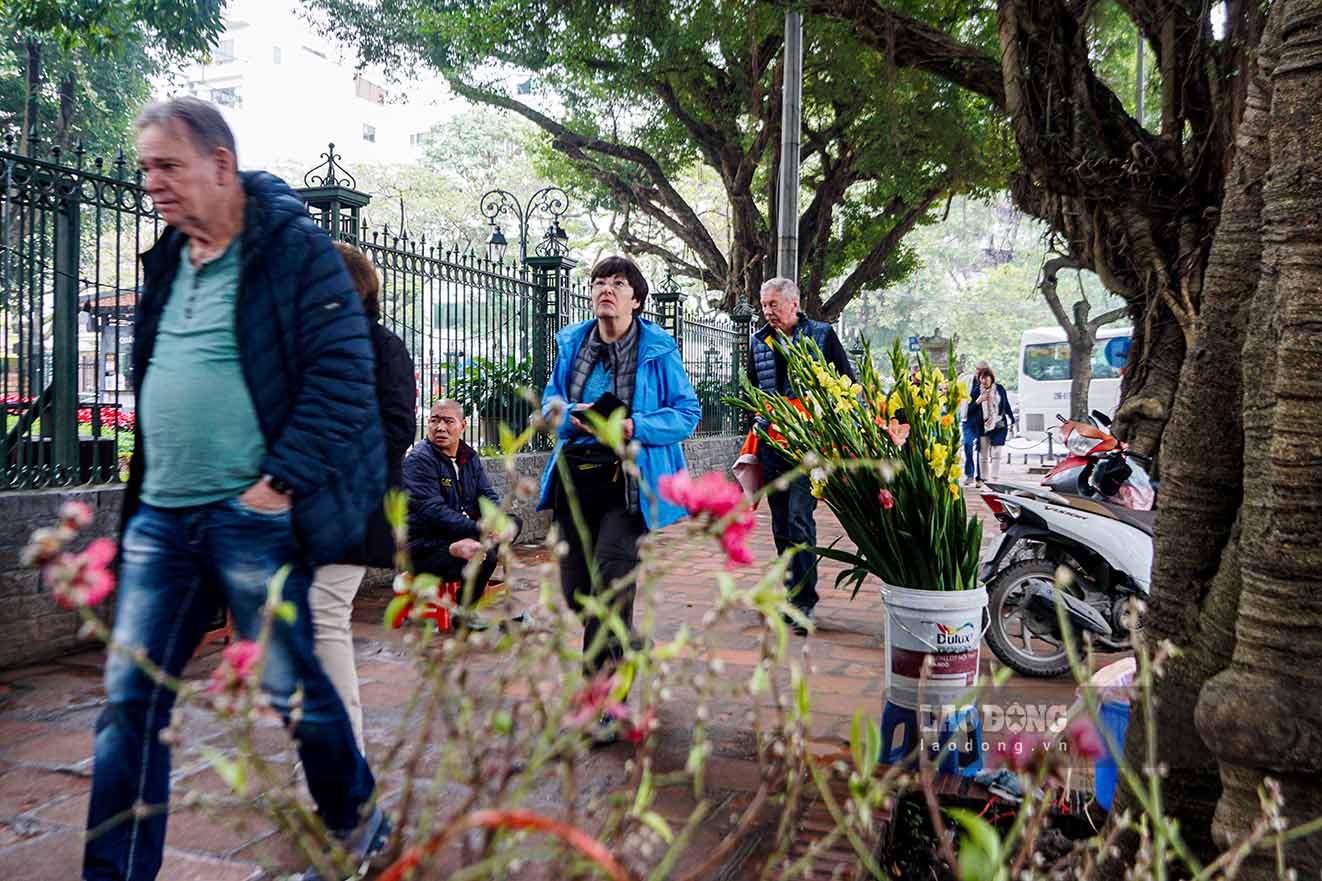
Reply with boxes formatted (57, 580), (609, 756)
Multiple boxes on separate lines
(744, 277), (856, 634)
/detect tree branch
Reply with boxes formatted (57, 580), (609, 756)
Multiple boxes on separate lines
(1040, 254), (1081, 340)
(1087, 305), (1129, 333)
(443, 76), (730, 282)
(804, 0), (1007, 109)
(819, 179), (949, 320)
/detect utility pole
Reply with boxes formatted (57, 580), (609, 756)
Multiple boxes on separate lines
(776, 10), (803, 281)
(1135, 31), (1146, 126)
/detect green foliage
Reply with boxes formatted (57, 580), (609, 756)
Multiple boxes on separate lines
(843, 197), (1126, 391)
(4, 0), (223, 58)
(0, 0), (223, 156)
(446, 355), (535, 420)
(307, 0), (1015, 312)
(0, 34), (154, 155)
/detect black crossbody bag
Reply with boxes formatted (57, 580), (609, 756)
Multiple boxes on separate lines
(557, 392), (628, 511)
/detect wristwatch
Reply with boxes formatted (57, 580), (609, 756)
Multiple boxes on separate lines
(263, 474), (293, 496)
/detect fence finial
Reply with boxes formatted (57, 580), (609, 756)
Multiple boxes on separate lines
(304, 143), (358, 190)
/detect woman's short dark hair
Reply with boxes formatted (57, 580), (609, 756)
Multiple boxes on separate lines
(977, 366), (997, 383)
(333, 242), (381, 320)
(590, 255), (649, 317)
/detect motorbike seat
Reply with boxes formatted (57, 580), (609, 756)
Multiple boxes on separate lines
(1100, 502), (1155, 536)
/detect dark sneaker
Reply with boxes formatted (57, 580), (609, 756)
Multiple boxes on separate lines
(452, 610), (492, 632)
(589, 714), (619, 748)
(300, 805), (390, 881)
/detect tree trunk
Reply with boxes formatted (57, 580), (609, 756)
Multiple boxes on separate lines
(1193, 1), (1322, 875)
(1068, 300), (1096, 423)
(55, 68), (76, 149)
(1109, 0), (1282, 865)
(20, 38), (41, 153)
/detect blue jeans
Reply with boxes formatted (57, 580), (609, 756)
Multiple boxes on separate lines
(962, 424), (981, 480)
(83, 499), (375, 881)
(761, 449), (819, 609)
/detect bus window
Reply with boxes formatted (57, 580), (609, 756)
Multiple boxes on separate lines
(1023, 342), (1072, 381)
(1024, 337), (1131, 381)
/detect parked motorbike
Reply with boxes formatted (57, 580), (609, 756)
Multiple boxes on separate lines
(1041, 411), (1156, 510)
(977, 482), (1153, 677)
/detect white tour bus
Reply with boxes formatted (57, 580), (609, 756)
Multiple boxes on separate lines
(1016, 325), (1132, 440)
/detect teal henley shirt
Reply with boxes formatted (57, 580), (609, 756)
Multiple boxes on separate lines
(139, 240), (267, 508)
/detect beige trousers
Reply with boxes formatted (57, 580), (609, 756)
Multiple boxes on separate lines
(979, 436), (1002, 481)
(310, 563), (367, 750)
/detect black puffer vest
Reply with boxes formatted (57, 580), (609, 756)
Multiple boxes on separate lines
(750, 315), (833, 395)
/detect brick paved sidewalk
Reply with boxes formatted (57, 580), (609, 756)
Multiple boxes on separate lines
(0, 460), (1109, 880)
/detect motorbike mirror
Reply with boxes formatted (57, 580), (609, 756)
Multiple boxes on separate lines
(1055, 413), (1068, 424)
(1091, 409), (1113, 427)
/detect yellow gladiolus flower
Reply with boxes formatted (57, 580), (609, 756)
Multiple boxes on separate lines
(948, 463), (962, 481)
(949, 483), (960, 498)
(940, 413), (954, 429)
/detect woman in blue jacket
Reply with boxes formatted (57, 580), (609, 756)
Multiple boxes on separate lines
(538, 256), (700, 737)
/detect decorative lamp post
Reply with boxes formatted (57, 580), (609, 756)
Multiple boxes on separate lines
(486, 226), (509, 263)
(653, 266), (684, 351)
(479, 186), (569, 265)
(297, 144), (370, 243)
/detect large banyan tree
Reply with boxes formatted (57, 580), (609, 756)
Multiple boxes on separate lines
(812, 0), (1322, 874)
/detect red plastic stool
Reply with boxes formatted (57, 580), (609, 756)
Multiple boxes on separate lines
(194, 609), (233, 657)
(420, 581), (461, 631)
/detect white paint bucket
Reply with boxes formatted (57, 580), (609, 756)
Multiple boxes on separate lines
(881, 584), (989, 710)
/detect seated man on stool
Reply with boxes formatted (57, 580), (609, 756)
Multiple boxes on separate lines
(403, 398), (520, 630)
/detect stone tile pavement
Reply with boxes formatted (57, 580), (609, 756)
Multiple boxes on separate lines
(0, 460), (1112, 879)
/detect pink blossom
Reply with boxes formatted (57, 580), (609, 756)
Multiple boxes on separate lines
(565, 673), (626, 728)
(720, 523), (756, 568)
(21, 526), (72, 568)
(1065, 717), (1106, 761)
(60, 501), (94, 530)
(659, 470), (743, 520)
(1000, 732), (1050, 773)
(208, 640), (263, 695)
(43, 539), (117, 610)
(661, 470), (757, 568)
(623, 708), (657, 744)
(878, 489), (895, 510)
(886, 419), (910, 448)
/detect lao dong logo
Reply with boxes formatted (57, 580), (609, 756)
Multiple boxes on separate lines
(930, 621), (976, 649)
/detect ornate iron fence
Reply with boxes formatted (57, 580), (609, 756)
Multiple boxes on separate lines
(0, 140), (748, 489)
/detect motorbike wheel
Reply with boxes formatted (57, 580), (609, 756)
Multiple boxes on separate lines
(984, 560), (1076, 678)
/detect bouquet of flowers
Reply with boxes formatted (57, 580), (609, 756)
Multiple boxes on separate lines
(737, 337), (982, 594)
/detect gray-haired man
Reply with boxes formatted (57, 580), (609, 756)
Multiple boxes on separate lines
(85, 98), (386, 881)
(746, 278), (855, 635)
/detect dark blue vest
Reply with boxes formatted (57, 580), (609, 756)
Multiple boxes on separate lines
(750, 315), (833, 395)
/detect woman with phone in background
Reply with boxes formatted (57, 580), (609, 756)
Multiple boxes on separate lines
(536, 255), (700, 744)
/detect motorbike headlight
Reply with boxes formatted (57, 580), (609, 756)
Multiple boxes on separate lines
(1067, 432), (1096, 457)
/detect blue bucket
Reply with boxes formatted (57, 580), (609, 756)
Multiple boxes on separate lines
(1094, 699), (1131, 810)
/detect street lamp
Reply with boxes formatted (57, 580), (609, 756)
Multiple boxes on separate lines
(478, 186), (570, 265)
(486, 225), (509, 263)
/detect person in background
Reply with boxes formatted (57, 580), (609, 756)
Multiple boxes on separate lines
(308, 242), (416, 751)
(977, 366), (1014, 483)
(746, 277), (856, 635)
(87, 97), (387, 881)
(403, 399), (521, 631)
(538, 255), (700, 744)
(961, 359), (990, 485)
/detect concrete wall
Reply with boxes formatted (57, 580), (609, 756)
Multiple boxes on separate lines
(0, 487), (125, 670)
(0, 435), (743, 669)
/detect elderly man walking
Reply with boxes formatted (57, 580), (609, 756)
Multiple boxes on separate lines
(84, 98), (387, 881)
(746, 278), (856, 635)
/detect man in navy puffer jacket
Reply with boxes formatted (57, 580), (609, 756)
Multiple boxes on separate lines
(85, 98), (386, 881)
